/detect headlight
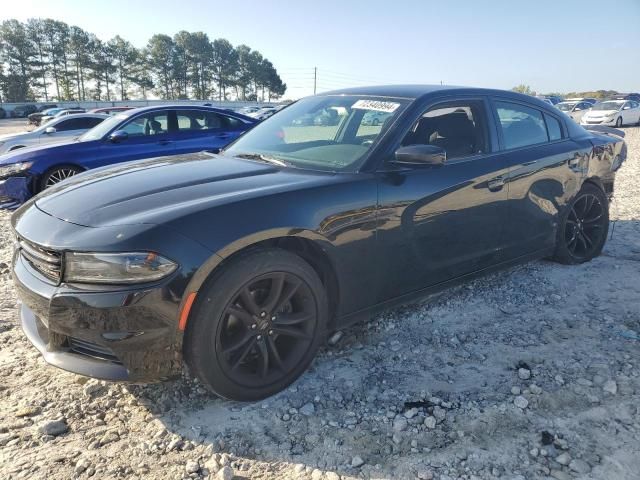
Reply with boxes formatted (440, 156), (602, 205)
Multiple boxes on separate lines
(0, 162), (33, 177)
(64, 252), (178, 284)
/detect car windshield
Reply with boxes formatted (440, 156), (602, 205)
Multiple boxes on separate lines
(557, 103), (576, 111)
(224, 95), (409, 172)
(592, 101), (624, 111)
(78, 113), (129, 141)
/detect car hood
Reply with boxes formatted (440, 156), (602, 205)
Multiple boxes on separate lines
(34, 152), (333, 228)
(0, 131), (30, 142)
(0, 138), (88, 165)
(585, 109), (618, 117)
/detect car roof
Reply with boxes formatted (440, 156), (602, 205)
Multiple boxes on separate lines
(117, 104), (257, 122)
(317, 84), (551, 103)
(49, 113), (109, 122)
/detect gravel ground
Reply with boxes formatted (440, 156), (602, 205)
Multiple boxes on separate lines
(0, 125), (639, 480)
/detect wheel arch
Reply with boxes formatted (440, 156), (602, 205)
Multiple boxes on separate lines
(181, 230), (341, 332)
(582, 176), (610, 197)
(37, 163), (86, 192)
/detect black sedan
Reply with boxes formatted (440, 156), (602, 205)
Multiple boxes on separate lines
(11, 85), (626, 401)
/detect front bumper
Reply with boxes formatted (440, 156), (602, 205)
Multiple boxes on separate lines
(13, 248), (183, 382)
(0, 177), (33, 208)
(581, 118), (616, 126)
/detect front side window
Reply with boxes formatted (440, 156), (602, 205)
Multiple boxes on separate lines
(176, 110), (237, 132)
(224, 95), (409, 171)
(121, 111), (169, 137)
(401, 102), (488, 159)
(495, 101), (548, 149)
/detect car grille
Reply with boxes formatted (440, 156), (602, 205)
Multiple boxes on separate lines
(68, 337), (121, 363)
(18, 238), (63, 283)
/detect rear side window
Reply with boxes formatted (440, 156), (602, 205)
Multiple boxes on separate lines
(56, 117), (104, 131)
(544, 114), (563, 141)
(495, 101), (548, 149)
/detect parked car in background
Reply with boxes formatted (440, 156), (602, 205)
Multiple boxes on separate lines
(556, 101), (592, 122)
(535, 97), (554, 106)
(28, 107), (63, 126)
(40, 108), (86, 125)
(565, 97), (597, 105)
(0, 105), (257, 204)
(0, 114), (108, 153)
(544, 96), (562, 105)
(580, 99), (640, 127)
(611, 93), (640, 102)
(89, 106), (135, 115)
(9, 86), (626, 400)
(11, 104), (38, 118)
(0, 108), (6, 119)
(248, 105), (287, 121)
(238, 106), (262, 116)
(37, 104), (58, 112)
(248, 106), (278, 120)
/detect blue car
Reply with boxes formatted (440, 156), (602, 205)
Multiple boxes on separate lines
(0, 105), (257, 206)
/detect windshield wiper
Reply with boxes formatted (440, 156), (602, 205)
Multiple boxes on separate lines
(233, 152), (288, 167)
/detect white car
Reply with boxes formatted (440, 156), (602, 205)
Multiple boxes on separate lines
(555, 101), (592, 123)
(580, 100), (640, 128)
(0, 113), (107, 154)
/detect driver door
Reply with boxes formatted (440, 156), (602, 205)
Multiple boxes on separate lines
(375, 97), (509, 301)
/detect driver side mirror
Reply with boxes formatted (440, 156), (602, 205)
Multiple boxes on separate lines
(109, 130), (128, 143)
(622, 105), (631, 110)
(44, 126), (56, 134)
(394, 145), (446, 166)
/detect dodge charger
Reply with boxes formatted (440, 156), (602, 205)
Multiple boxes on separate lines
(11, 86), (626, 400)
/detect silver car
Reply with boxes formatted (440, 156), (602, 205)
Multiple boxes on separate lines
(0, 114), (107, 154)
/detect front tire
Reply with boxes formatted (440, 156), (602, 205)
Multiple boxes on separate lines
(39, 165), (82, 191)
(615, 116), (623, 128)
(553, 183), (609, 265)
(184, 248), (328, 401)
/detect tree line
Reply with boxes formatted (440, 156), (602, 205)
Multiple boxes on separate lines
(0, 18), (287, 103)
(512, 84), (623, 99)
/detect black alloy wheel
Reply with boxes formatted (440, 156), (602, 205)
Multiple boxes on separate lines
(184, 249), (327, 401)
(554, 184), (609, 264)
(217, 272), (317, 387)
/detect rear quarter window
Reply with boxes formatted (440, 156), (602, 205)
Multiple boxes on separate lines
(544, 114), (563, 141)
(495, 101), (548, 149)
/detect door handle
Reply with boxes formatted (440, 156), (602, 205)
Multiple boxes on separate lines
(487, 176), (505, 192)
(158, 140), (173, 146)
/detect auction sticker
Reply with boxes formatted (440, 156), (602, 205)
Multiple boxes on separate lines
(351, 100), (400, 113)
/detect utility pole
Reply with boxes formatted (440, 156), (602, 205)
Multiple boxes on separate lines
(313, 67), (317, 95)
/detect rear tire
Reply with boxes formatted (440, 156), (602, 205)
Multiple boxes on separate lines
(553, 183), (609, 265)
(184, 248), (328, 401)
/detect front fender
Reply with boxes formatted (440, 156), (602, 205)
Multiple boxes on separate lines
(181, 227), (335, 297)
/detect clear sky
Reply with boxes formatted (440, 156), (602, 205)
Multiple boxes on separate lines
(3, 0), (639, 99)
